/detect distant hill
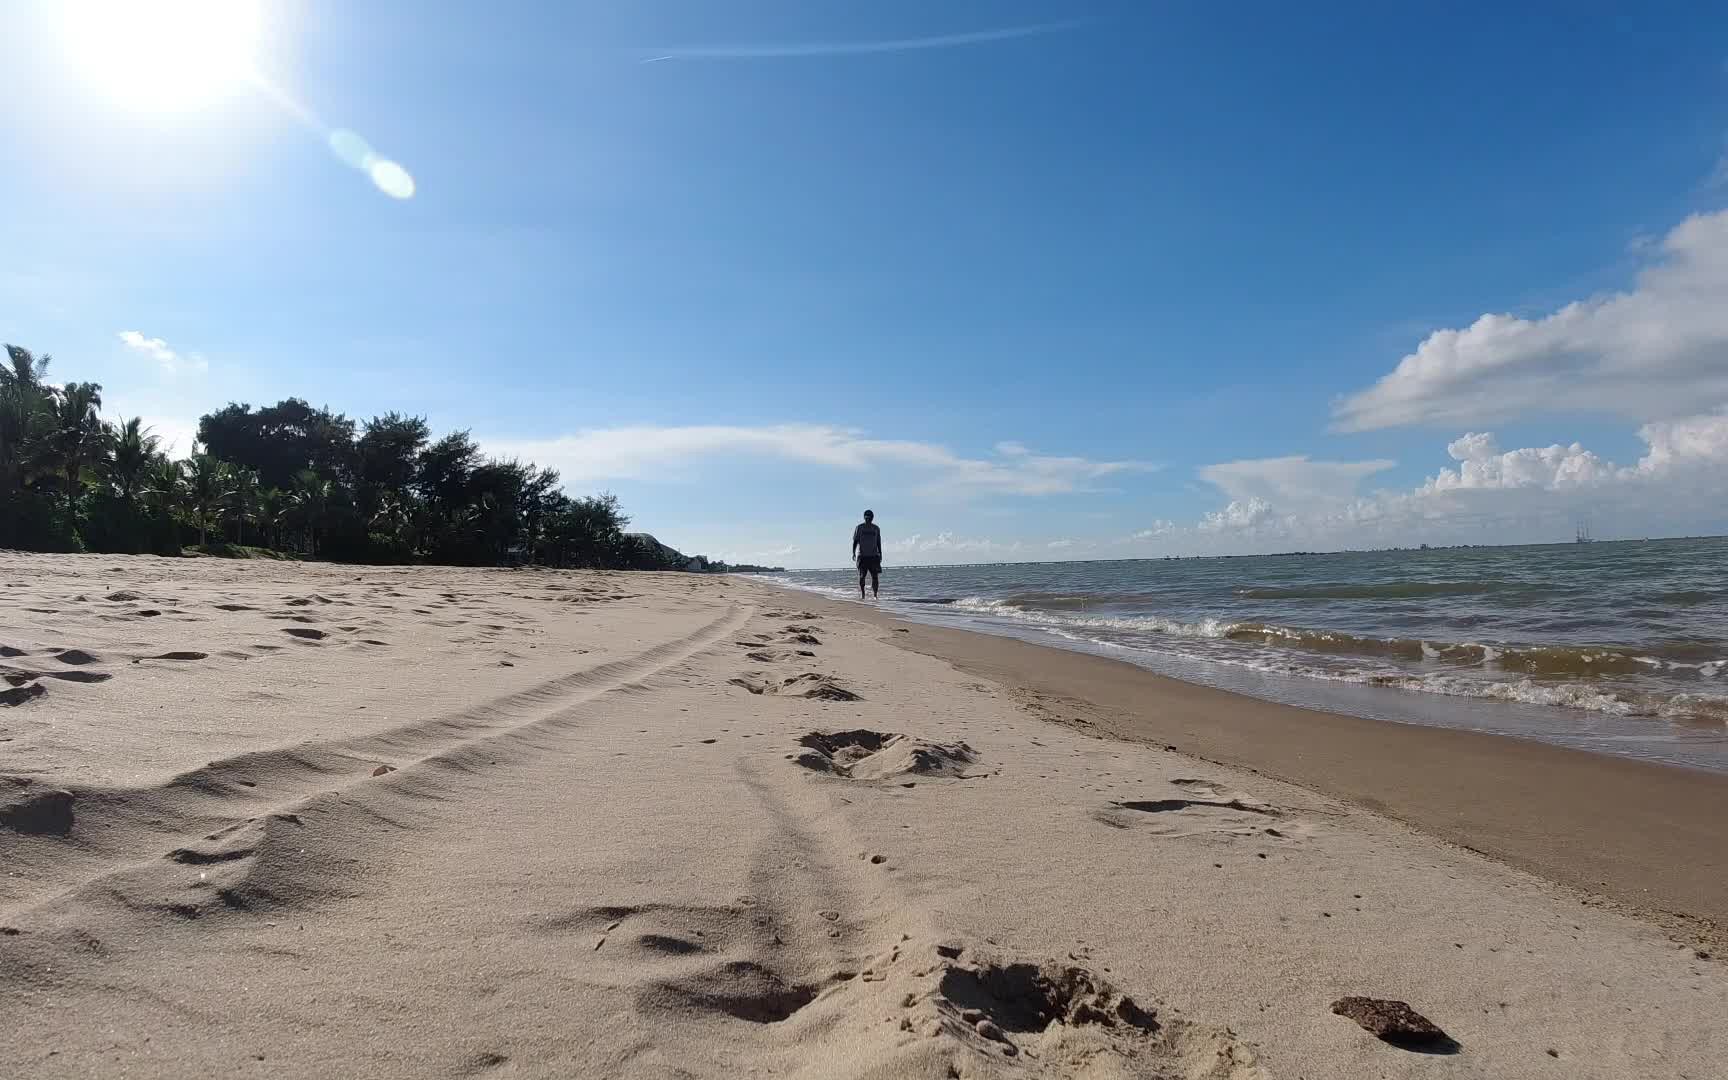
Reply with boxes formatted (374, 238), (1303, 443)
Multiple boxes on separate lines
(616, 533), (782, 574)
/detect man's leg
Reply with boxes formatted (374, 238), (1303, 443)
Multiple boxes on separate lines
(870, 566), (880, 598)
(858, 565), (867, 599)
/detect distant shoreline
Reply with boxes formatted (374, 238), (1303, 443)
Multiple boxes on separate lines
(759, 532), (1728, 573)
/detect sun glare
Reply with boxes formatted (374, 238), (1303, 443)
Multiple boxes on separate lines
(62, 0), (264, 111)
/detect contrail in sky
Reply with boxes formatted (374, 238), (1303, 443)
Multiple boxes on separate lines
(639, 21), (1082, 62)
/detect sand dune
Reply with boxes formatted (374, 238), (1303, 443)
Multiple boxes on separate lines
(2, 552), (1724, 1077)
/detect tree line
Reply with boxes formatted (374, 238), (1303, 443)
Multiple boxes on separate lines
(2, 344), (687, 568)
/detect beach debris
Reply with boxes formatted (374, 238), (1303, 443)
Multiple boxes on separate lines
(371, 764), (397, 777)
(105, 590), (143, 602)
(1331, 996), (1456, 1050)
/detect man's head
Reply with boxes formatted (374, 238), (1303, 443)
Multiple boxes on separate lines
(863, 509), (874, 522)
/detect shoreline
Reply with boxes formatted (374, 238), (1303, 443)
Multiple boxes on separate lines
(757, 582), (1728, 940)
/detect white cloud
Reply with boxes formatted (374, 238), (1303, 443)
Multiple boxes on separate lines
(1197, 497), (1276, 533)
(118, 330), (208, 377)
(887, 532), (1025, 558)
(1199, 455), (1395, 506)
(1168, 411), (1728, 550)
(1333, 209), (1728, 431)
(1129, 520), (1176, 541)
(1418, 432), (1613, 493)
(484, 424), (1154, 497)
(1046, 538), (1078, 549)
(650, 21), (1079, 60)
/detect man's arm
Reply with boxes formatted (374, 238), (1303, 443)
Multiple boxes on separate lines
(851, 524), (860, 560)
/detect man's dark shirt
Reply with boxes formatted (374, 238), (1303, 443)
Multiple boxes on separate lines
(853, 522), (882, 558)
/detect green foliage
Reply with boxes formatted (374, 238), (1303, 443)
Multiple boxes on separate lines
(0, 342), (657, 568)
(184, 542), (298, 560)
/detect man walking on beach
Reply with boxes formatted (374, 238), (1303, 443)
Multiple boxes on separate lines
(852, 510), (883, 600)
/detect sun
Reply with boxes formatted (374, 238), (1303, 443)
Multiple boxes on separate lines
(61, 0), (264, 111)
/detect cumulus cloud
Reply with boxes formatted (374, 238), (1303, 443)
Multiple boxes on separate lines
(1197, 497), (1275, 533)
(887, 532), (1025, 558)
(484, 424), (1154, 497)
(1129, 520), (1176, 541)
(1333, 209), (1728, 431)
(1172, 411), (1728, 550)
(118, 330), (207, 377)
(1200, 455), (1395, 506)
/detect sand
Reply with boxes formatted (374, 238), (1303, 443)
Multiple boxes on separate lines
(2, 552), (1724, 1078)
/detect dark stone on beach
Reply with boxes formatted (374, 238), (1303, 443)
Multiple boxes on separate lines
(1331, 997), (1457, 1051)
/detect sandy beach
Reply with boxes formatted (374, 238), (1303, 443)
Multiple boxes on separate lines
(3, 553), (1725, 1079)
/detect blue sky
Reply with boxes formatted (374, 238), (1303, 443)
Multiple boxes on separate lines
(5, 1), (1728, 567)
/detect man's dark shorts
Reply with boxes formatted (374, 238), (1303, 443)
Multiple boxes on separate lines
(857, 556), (883, 575)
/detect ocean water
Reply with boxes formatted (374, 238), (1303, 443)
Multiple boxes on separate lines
(757, 536), (1728, 772)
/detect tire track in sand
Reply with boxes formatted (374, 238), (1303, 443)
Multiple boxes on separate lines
(0, 603), (754, 922)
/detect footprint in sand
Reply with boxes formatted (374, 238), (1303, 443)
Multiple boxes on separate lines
(729, 674), (861, 701)
(48, 649), (102, 666)
(793, 729), (977, 780)
(1095, 779), (1303, 841)
(3, 669), (112, 685)
(280, 628), (327, 640)
(924, 947), (1266, 1074)
(0, 684), (49, 707)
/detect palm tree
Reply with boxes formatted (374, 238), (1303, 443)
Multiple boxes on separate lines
(107, 417), (160, 504)
(256, 487), (286, 550)
(53, 381), (104, 508)
(289, 469), (332, 556)
(184, 452), (233, 547)
(1, 345), (59, 493)
(145, 455), (184, 512)
(225, 465), (261, 546)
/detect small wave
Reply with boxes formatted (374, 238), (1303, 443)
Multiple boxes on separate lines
(1654, 589), (1723, 606)
(1223, 623), (1727, 678)
(1042, 625), (1728, 725)
(1234, 580), (1520, 601)
(949, 596), (1236, 638)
